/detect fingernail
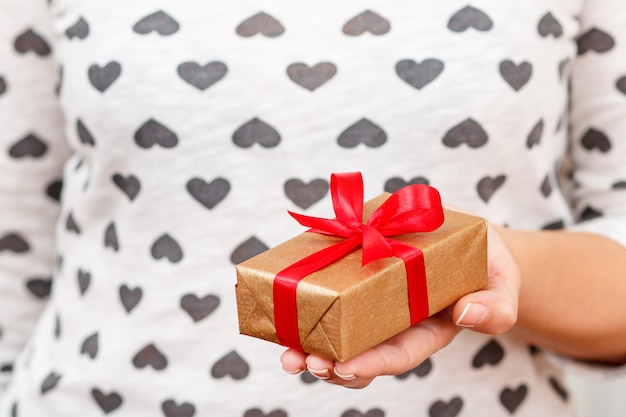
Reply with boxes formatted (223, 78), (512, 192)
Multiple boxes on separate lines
(308, 368), (330, 380)
(286, 367), (305, 375)
(455, 302), (489, 328)
(334, 368), (357, 381)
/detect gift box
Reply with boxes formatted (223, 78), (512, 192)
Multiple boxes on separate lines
(235, 172), (487, 362)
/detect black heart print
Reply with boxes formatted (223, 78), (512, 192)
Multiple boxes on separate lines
(395, 59), (444, 90)
(499, 60), (532, 91)
(0, 233), (30, 253)
(284, 178), (329, 209)
(244, 409), (288, 417)
(134, 119), (179, 149)
(577, 28), (615, 54)
(177, 61), (228, 91)
(395, 357), (432, 379)
(477, 175), (506, 203)
(526, 119), (543, 148)
(555, 113), (566, 133)
(232, 118), (281, 148)
(300, 371), (319, 384)
(77, 119), (96, 146)
(133, 10), (180, 36)
(65, 17), (90, 39)
(9, 134), (47, 158)
(211, 351), (250, 380)
(558, 58), (570, 81)
(74, 158), (83, 172)
(428, 397), (463, 417)
(500, 384), (528, 413)
(55, 65), (63, 96)
(88, 62), (121, 92)
(447, 6), (493, 32)
(186, 177), (230, 209)
(41, 371), (62, 394)
(236, 12), (285, 37)
(617, 76), (626, 95)
(162, 400), (196, 417)
(230, 236), (269, 264)
(548, 376), (569, 401)
(26, 277), (52, 298)
(613, 180), (626, 190)
(581, 128), (611, 152)
(287, 62), (337, 91)
(151, 234), (184, 263)
(92, 388), (123, 414)
(104, 222), (120, 251)
(77, 269), (91, 295)
(54, 314), (61, 339)
(537, 12), (563, 38)
(341, 409), (385, 417)
(132, 344), (168, 370)
(442, 118), (488, 148)
(542, 219), (565, 230)
(342, 10), (390, 36)
(46, 179), (63, 202)
(472, 339), (505, 368)
(119, 284), (143, 313)
(540, 175), (552, 198)
(113, 174), (141, 201)
(0, 76), (6, 96)
(180, 294), (220, 322)
(384, 177), (429, 193)
(14, 29), (51, 56)
(337, 118), (387, 148)
(581, 206), (603, 221)
(66, 212), (81, 234)
(80, 332), (99, 359)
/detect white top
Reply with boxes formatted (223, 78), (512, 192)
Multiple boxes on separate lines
(1, 0), (625, 415)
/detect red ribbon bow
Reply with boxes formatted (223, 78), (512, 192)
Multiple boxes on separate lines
(273, 172), (444, 351)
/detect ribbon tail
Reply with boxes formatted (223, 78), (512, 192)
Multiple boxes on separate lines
(288, 211), (354, 237)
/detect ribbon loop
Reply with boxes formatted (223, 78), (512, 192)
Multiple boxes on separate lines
(330, 172), (364, 228)
(367, 184), (444, 235)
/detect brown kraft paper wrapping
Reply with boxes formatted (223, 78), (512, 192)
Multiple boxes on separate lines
(235, 193), (488, 362)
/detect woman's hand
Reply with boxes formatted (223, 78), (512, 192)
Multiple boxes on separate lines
(280, 224), (521, 388)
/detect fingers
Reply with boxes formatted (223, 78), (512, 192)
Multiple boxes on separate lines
(280, 349), (308, 374)
(306, 355), (375, 389)
(280, 348), (374, 388)
(281, 313), (460, 389)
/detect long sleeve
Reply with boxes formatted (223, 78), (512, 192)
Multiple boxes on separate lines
(0, 0), (70, 396)
(567, 0), (626, 246)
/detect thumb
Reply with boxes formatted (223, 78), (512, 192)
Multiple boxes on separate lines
(453, 224), (520, 334)
(453, 289), (518, 334)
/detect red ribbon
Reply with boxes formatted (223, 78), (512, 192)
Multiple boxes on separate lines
(273, 172), (444, 351)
